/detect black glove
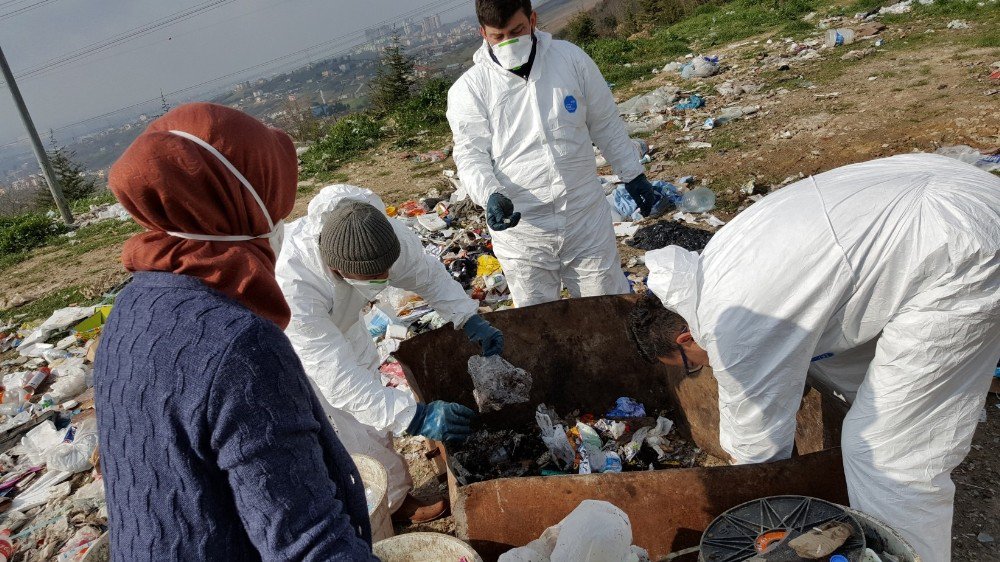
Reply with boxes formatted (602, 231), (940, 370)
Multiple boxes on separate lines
(624, 174), (657, 217)
(486, 192), (521, 231)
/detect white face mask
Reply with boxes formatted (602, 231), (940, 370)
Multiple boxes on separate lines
(489, 33), (533, 70)
(163, 130), (284, 253)
(342, 276), (389, 301)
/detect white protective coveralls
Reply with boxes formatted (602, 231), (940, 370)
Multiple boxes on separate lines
(447, 31), (641, 307)
(646, 154), (1000, 562)
(276, 184), (479, 509)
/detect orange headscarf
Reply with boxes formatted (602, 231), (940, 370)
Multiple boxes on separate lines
(109, 103), (297, 328)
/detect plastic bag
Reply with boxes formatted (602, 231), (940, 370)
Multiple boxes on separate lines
(644, 417), (675, 460)
(46, 418), (99, 473)
(20, 420), (64, 465)
(468, 355), (532, 412)
(934, 145), (1000, 172)
(49, 367), (88, 403)
(536, 404), (576, 470)
(606, 397), (646, 418)
(680, 56), (720, 79)
(499, 500), (649, 562)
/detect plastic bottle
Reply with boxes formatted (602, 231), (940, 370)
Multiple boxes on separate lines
(22, 368), (50, 400)
(0, 529), (14, 562)
(825, 28), (855, 47)
(679, 187), (717, 213)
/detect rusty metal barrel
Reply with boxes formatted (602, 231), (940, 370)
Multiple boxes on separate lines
(395, 295), (850, 561)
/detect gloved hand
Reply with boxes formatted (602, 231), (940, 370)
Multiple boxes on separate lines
(486, 192), (521, 231)
(463, 315), (504, 357)
(406, 401), (475, 443)
(624, 174), (657, 217)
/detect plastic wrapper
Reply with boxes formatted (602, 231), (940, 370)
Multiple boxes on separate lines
(621, 427), (650, 462)
(468, 355), (533, 412)
(536, 404), (576, 470)
(594, 419), (627, 440)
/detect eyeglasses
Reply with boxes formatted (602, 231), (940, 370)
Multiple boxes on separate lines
(679, 327), (703, 375)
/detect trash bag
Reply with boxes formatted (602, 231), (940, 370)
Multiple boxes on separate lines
(680, 56), (720, 79)
(468, 355), (532, 412)
(499, 500), (650, 562)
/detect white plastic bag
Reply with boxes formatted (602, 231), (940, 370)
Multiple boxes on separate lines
(644, 417), (675, 460)
(499, 500), (649, 562)
(20, 420), (64, 466)
(46, 418), (98, 473)
(535, 405), (575, 470)
(934, 145), (1000, 172)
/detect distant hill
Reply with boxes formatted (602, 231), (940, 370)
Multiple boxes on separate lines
(536, 0), (604, 31)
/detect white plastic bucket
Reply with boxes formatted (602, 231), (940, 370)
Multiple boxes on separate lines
(352, 454), (394, 543)
(374, 532), (483, 562)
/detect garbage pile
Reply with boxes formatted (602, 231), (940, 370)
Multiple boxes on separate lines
(447, 397), (707, 485)
(0, 306), (112, 561)
(360, 181), (513, 366)
(49, 202), (131, 229)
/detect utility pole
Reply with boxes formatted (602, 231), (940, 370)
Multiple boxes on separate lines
(0, 43), (73, 224)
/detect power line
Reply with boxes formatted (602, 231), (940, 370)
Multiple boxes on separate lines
(7, 0), (235, 82)
(0, 0), (61, 21)
(18, 0), (302, 84)
(0, 0), (470, 148)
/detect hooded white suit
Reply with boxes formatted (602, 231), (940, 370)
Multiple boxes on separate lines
(647, 154), (1000, 562)
(447, 31), (641, 306)
(276, 184), (479, 509)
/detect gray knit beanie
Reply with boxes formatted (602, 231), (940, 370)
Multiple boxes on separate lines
(318, 200), (400, 275)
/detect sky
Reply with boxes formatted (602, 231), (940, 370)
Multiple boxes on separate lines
(0, 0), (476, 147)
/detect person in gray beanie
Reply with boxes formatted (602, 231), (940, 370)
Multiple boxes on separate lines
(275, 185), (504, 525)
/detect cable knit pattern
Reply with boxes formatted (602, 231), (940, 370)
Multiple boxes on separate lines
(94, 271), (377, 561)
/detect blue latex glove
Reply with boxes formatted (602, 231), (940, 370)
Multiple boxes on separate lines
(406, 401), (475, 443)
(486, 192), (521, 231)
(463, 315), (504, 357)
(624, 174), (657, 217)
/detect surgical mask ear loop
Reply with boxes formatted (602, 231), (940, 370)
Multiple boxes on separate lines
(162, 130), (279, 243)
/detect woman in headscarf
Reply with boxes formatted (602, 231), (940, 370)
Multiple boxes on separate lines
(94, 103), (378, 561)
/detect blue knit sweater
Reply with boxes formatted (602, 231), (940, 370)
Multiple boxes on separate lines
(94, 272), (378, 561)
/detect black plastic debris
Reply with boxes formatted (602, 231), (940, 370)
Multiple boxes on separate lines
(626, 221), (714, 251)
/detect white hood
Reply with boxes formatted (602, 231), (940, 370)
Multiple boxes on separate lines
(645, 246), (703, 342)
